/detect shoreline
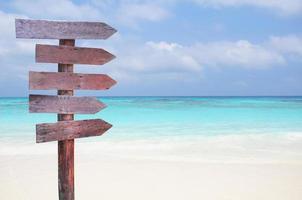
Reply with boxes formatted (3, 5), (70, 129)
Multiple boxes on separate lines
(1, 133), (302, 164)
(1, 132), (302, 199)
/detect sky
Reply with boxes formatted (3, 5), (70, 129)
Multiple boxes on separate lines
(0, 0), (302, 96)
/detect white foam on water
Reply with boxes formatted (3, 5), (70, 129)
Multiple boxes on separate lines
(2, 132), (302, 164)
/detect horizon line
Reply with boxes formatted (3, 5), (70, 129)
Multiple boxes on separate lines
(1, 95), (302, 98)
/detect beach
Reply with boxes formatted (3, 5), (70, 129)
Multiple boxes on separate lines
(1, 140), (302, 200)
(1, 0), (301, 198)
(1, 97), (302, 199)
(1, 160), (302, 200)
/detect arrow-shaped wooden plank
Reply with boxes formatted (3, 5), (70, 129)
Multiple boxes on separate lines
(29, 71), (116, 90)
(15, 19), (117, 39)
(29, 95), (106, 114)
(36, 44), (115, 65)
(36, 119), (112, 143)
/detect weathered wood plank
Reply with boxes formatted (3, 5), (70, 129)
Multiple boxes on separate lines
(15, 19), (116, 39)
(29, 71), (117, 90)
(36, 44), (115, 65)
(29, 95), (106, 114)
(36, 119), (112, 143)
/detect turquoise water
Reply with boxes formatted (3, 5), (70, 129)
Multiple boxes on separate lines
(1, 96), (302, 141)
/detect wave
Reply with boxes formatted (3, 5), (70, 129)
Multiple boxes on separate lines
(1, 132), (302, 164)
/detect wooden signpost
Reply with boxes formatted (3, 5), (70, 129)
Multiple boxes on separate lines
(15, 19), (117, 200)
(36, 119), (112, 143)
(29, 72), (116, 90)
(36, 44), (115, 65)
(29, 95), (106, 114)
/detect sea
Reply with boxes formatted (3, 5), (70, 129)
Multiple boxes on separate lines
(1, 96), (302, 163)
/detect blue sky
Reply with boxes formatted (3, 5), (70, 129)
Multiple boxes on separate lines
(0, 0), (301, 96)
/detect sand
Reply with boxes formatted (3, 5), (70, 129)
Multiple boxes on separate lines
(1, 135), (302, 200)
(1, 155), (302, 200)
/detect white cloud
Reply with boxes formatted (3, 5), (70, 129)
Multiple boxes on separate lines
(116, 3), (170, 27)
(10, 1), (170, 28)
(12, 0), (102, 20)
(104, 0), (302, 17)
(269, 35), (302, 55)
(110, 38), (286, 80)
(192, 0), (302, 16)
(0, 11), (19, 38)
(0, 11), (54, 82)
(99, 35), (302, 82)
(116, 41), (201, 74)
(8, 0), (300, 31)
(189, 40), (285, 68)
(147, 41), (182, 51)
(0, 11), (33, 57)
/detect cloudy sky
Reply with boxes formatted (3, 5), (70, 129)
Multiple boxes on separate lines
(0, 0), (302, 96)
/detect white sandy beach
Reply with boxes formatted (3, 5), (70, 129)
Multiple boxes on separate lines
(1, 134), (302, 200)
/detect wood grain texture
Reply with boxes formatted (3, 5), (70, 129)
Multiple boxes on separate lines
(58, 139), (74, 200)
(57, 39), (75, 200)
(29, 94), (106, 114)
(29, 71), (117, 90)
(36, 44), (115, 65)
(36, 119), (112, 143)
(15, 19), (117, 39)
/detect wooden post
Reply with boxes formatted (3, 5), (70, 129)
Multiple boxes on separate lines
(58, 39), (75, 200)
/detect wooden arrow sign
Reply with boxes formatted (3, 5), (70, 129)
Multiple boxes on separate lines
(15, 19), (117, 39)
(16, 18), (118, 200)
(29, 71), (116, 90)
(36, 119), (112, 143)
(29, 95), (106, 114)
(36, 44), (115, 65)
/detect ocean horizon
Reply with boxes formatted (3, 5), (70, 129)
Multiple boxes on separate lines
(1, 96), (302, 163)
